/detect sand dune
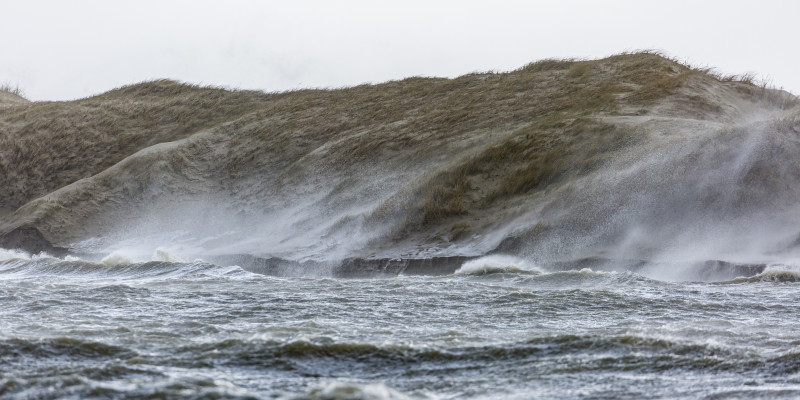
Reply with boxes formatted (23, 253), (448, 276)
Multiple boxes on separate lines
(1, 52), (798, 263)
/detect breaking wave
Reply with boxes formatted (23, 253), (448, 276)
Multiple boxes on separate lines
(454, 255), (542, 275)
(0, 256), (254, 282)
(0, 245), (786, 284)
(288, 382), (411, 400)
(722, 264), (800, 284)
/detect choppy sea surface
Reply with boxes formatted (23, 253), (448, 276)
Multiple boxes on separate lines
(2, 250), (800, 399)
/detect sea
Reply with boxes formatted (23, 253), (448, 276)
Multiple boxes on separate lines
(2, 249), (800, 399)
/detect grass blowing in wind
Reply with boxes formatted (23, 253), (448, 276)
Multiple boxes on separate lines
(1, 51), (799, 268)
(2, 50), (800, 399)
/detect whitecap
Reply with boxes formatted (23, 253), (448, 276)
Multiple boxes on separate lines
(724, 263), (800, 284)
(0, 248), (31, 262)
(101, 251), (133, 266)
(454, 255), (541, 275)
(289, 381), (411, 400)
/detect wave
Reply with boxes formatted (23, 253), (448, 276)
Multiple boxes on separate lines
(451, 255), (665, 288)
(0, 247), (60, 262)
(0, 256), (255, 282)
(454, 255), (542, 275)
(152, 333), (800, 381)
(289, 382), (411, 400)
(99, 246), (191, 265)
(167, 334), (724, 371)
(0, 337), (133, 361)
(461, 255), (774, 283)
(720, 264), (800, 284)
(0, 244), (778, 283)
(3, 334), (797, 372)
(5, 334), (800, 399)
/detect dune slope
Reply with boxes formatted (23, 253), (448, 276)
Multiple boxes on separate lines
(1, 53), (798, 263)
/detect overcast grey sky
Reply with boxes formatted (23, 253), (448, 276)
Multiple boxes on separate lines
(2, 0), (798, 101)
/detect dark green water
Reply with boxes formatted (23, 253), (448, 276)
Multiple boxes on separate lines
(2, 251), (800, 399)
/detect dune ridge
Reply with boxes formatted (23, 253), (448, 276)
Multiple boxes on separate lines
(1, 52), (798, 265)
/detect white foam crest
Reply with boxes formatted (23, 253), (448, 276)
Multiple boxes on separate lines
(289, 381), (411, 400)
(455, 255), (541, 275)
(101, 251), (134, 266)
(0, 248), (31, 262)
(96, 244), (189, 265)
(575, 267), (613, 275)
(714, 263), (800, 284)
(0, 248), (62, 262)
(754, 263), (800, 282)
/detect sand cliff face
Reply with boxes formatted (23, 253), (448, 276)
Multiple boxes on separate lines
(1, 53), (799, 262)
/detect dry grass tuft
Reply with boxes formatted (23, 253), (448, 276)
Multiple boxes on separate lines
(0, 82), (25, 98)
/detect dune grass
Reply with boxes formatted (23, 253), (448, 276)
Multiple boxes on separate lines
(0, 82), (25, 98)
(2, 51), (797, 244)
(359, 52), (798, 240)
(0, 80), (274, 208)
